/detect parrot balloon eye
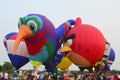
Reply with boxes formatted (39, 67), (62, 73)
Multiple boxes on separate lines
(27, 20), (38, 32)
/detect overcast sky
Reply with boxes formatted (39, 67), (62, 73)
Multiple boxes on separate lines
(0, 0), (120, 71)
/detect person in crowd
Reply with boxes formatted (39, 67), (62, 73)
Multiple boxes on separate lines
(109, 74), (115, 80)
(52, 73), (57, 80)
(4, 72), (9, 80)
(59, 73), (65, 80)
(64, 74), (70, 80)
(13, 71), (17, 80)
(39, 73), (44, 80)
(114, 73), (118, 80)
(0, 72), (3, 80)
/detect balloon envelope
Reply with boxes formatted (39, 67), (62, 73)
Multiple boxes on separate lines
(60, 18), (106, 67)
(104, 48), (115, 71)
(107, 48), (115, 67)
(4, 32), (29, 69)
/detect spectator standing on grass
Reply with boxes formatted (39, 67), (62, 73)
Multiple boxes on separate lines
(13, 71), (17, 80)
(52, 73), (57, 80)
(109, 74), (114, 80)
(64, 75), (70, 80)
(114, 73), (118, 80)
(39, 73), (44, 80)
(4, 72), (9, 80)
(59, 73), (65, 80)
(0, 72), (3, 80)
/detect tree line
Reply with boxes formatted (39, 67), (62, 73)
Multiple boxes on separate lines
(0, 62), (14, 73)
(0, 61), (120, 75)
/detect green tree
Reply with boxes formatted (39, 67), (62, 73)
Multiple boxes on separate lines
(0, 65), (3, 72)
(2, 62), (14, 73)
(109, 69), (118, 74)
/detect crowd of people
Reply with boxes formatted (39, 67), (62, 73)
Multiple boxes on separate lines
(0, 70), (120, 80)
(0, 72), (10, 80)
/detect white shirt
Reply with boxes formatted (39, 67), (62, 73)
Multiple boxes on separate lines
(4, 72), (9, 79)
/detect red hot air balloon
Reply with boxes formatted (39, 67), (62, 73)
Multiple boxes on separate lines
(60, 17), (106, 67)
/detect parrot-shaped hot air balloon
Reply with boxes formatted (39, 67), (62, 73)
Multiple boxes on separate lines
(60, 17), (106, 67)
(10, 13), (75, 72)
(3, 32), (29, 70)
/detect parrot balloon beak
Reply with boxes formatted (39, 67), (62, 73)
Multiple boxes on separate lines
(13, 25), (33, 54)
(60, 45), (72, 57)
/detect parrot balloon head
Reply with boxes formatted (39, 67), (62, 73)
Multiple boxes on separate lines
(60, 17), (106, 67)
(14, 14), (55, 55)
(13, 14), (56, 68)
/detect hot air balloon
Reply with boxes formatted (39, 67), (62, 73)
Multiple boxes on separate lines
(4, 32), (29, 70)
(95, 41), (111, 67)
(104, 48), (115, 71)
(6, 13), (75, 72)
(60, 17), (106, 67)
(94, 41), (115, 72)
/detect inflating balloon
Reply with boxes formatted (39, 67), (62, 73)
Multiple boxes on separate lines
(13, 14), (56, 72)
(104, 48), (115, 71)
(108, 48), (115, 66)
(95, 41), (111, 66)
(94, 41), (115, 72)
(4, 14), (108, 72)
(6, 13), (75, 72)
(60, 17), (106, 67)
(4, 32), (29, 70)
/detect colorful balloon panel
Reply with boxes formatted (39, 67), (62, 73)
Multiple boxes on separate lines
(4, 32), (29, 69)
(104, 48), (115, 71)
(95, 41), (111, 67)
(55, 47), (65, 65)
(107, 48), (115, 67)
(55, 52), (64, 65)
(55, 19), (75, 41)
(8, 54), (29, 70)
